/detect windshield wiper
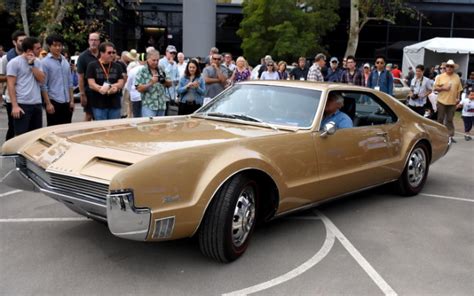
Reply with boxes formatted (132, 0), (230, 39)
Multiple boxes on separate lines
(198, 112), (280, 131)
(229, 113), (279, 131)
(202, 112), (236, 119)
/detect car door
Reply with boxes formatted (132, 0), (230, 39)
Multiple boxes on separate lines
(312, 90), (401, 200)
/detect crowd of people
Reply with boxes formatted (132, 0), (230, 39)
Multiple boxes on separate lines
(0, 30), (473, 142)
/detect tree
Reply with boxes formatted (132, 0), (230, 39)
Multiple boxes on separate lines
(345, 0), (417, 58)
(2, 0), (118, 52)
(237, 0), (339, 65)
(20, 0), (29, 36)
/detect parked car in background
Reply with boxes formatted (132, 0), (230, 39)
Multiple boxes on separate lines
(393, 77), (411, 101)
(1, 81), (450, 263)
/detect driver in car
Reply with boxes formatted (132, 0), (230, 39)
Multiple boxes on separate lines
(321, 92), (353, 130)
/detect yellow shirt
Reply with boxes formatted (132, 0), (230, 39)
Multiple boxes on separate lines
(435, 73), (463, 105)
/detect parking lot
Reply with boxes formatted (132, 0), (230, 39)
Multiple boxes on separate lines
(0, 104), (473, 296)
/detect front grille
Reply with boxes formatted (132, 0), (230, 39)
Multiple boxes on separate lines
(19, 156), (109, 203)
(50, 174), (109, 203)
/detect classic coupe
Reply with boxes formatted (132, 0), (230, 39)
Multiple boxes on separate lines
(1, 81), (450, 262)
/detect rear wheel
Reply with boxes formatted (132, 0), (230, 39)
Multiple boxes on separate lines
(199, 174), (258, 263)
(396, 143), (430, 196)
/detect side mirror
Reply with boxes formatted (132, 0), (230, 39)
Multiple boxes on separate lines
(320, 121), (336, 138)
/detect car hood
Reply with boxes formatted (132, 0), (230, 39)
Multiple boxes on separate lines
(4, 117), (283, 182)
(59, 117), (280, 156)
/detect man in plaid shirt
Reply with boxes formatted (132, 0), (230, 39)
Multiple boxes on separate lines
(341, 55), (364, 86)
(307, 53), (326, 82)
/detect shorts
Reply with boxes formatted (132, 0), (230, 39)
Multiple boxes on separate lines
(462, 116), (474, 133)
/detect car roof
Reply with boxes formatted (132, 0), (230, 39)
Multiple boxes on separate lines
(239, 80), (374, 93)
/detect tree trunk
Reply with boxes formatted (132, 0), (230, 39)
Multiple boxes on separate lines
(20, 0), (29, 36)
(344, 0), (359, 58)
(43, 0), (72, 47)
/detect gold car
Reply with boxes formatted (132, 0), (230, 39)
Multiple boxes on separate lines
(1, 81), (450, 263)
(393, 77), (411, 101)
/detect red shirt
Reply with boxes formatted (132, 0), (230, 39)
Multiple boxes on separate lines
(392, 68), (402, 78)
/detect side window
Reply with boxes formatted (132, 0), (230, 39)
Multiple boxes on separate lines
(339, 91), (398, 127)
(393, 79), (403, 88)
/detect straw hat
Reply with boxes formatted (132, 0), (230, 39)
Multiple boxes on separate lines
(125, 49), (138, 61)
(445, 59), (459, 70)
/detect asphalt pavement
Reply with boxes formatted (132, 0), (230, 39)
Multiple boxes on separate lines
(0, 104), (473, 295)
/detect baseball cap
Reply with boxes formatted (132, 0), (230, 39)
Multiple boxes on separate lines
(166, 45), (177, 53)
(363, 63), (370, 68)
(330, 57), (339, 63)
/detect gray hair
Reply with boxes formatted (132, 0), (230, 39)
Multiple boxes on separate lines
(315, 53), (326, 62)
(146, 49), (160, 59)
(328, 93), (344, 105)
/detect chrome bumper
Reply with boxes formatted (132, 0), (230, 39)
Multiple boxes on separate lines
(1, 155), (151, 241)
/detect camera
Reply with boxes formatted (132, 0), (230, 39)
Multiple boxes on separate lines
(158, 73), (166, 84)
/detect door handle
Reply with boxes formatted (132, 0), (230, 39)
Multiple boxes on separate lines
(376, 131), (388, 137)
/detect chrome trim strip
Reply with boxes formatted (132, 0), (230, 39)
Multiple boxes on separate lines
(273, 179), (398, 219)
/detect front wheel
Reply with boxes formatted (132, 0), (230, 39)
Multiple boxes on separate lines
(396, 143), (430, 196)
(199, 174), (258, 263)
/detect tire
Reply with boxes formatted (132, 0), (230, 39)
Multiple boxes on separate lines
(199, 174), (258, 263)
(396, 143), (430, 196)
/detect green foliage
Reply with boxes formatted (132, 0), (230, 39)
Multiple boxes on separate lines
(357, 0), (417, 26)
(7, 0), (118, 53)
(237, 0), (339, 65)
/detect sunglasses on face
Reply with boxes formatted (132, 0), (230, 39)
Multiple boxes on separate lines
(106, 51), (116, 55)
(212, 57), (220, 60)
(445, 65), (454, 68)
(376, 61), (384, 65)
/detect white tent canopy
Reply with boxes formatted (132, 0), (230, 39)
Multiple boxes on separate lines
(402, 37), (474, 80)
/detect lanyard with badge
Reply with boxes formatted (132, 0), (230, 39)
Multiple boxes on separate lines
(99, 62), (112, 88)
(374, 71), (381, 91)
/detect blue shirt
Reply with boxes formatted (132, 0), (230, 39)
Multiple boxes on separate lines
(41, 53), (72, 103)
(367, 69), (393, 96)
(321, 110), (353, 130)
(177, 76), (206, 105)
(159, 57), (179, 101)
(325, 67), (343, 82)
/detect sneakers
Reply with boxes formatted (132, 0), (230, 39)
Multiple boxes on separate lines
(465, 135), (472, 141)
(449, 137), (457, 143)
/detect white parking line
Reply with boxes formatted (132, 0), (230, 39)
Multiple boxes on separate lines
(223, 215), (335, 296)
(420, 193), (474, 203)
(0, 189), (23, 197)
(0, 217), (90, 223)
(315, 210), (398, 296)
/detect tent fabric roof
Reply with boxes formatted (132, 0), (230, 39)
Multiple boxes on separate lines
(403, 37), (474, 54)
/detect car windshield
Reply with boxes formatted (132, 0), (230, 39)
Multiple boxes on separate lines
(196, 84), (321, 128)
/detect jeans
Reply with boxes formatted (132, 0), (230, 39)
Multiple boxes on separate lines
(13, 103), (43, 136)
(141, 105), (166, 117)
(92, 107), (121, 121)
(436, 103), (456, 137)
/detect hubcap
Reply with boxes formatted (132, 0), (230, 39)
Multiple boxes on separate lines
(407, 147), (426, 188)
(232, 186), (256, 248)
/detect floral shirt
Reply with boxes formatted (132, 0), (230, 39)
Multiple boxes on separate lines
(135, 66), (168, 111)
(233, 68), (251, 83)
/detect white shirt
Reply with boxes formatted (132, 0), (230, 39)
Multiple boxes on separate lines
(125, 65), (144, 102)
(177, 62), (187, 78)
(0, 55), (9, 102)
(459, 98), (474, 117)
(260, 71), (280, 80)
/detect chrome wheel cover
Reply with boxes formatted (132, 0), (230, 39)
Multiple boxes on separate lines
(232, 186), (256, 248)
(407, 147), (427, 188)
